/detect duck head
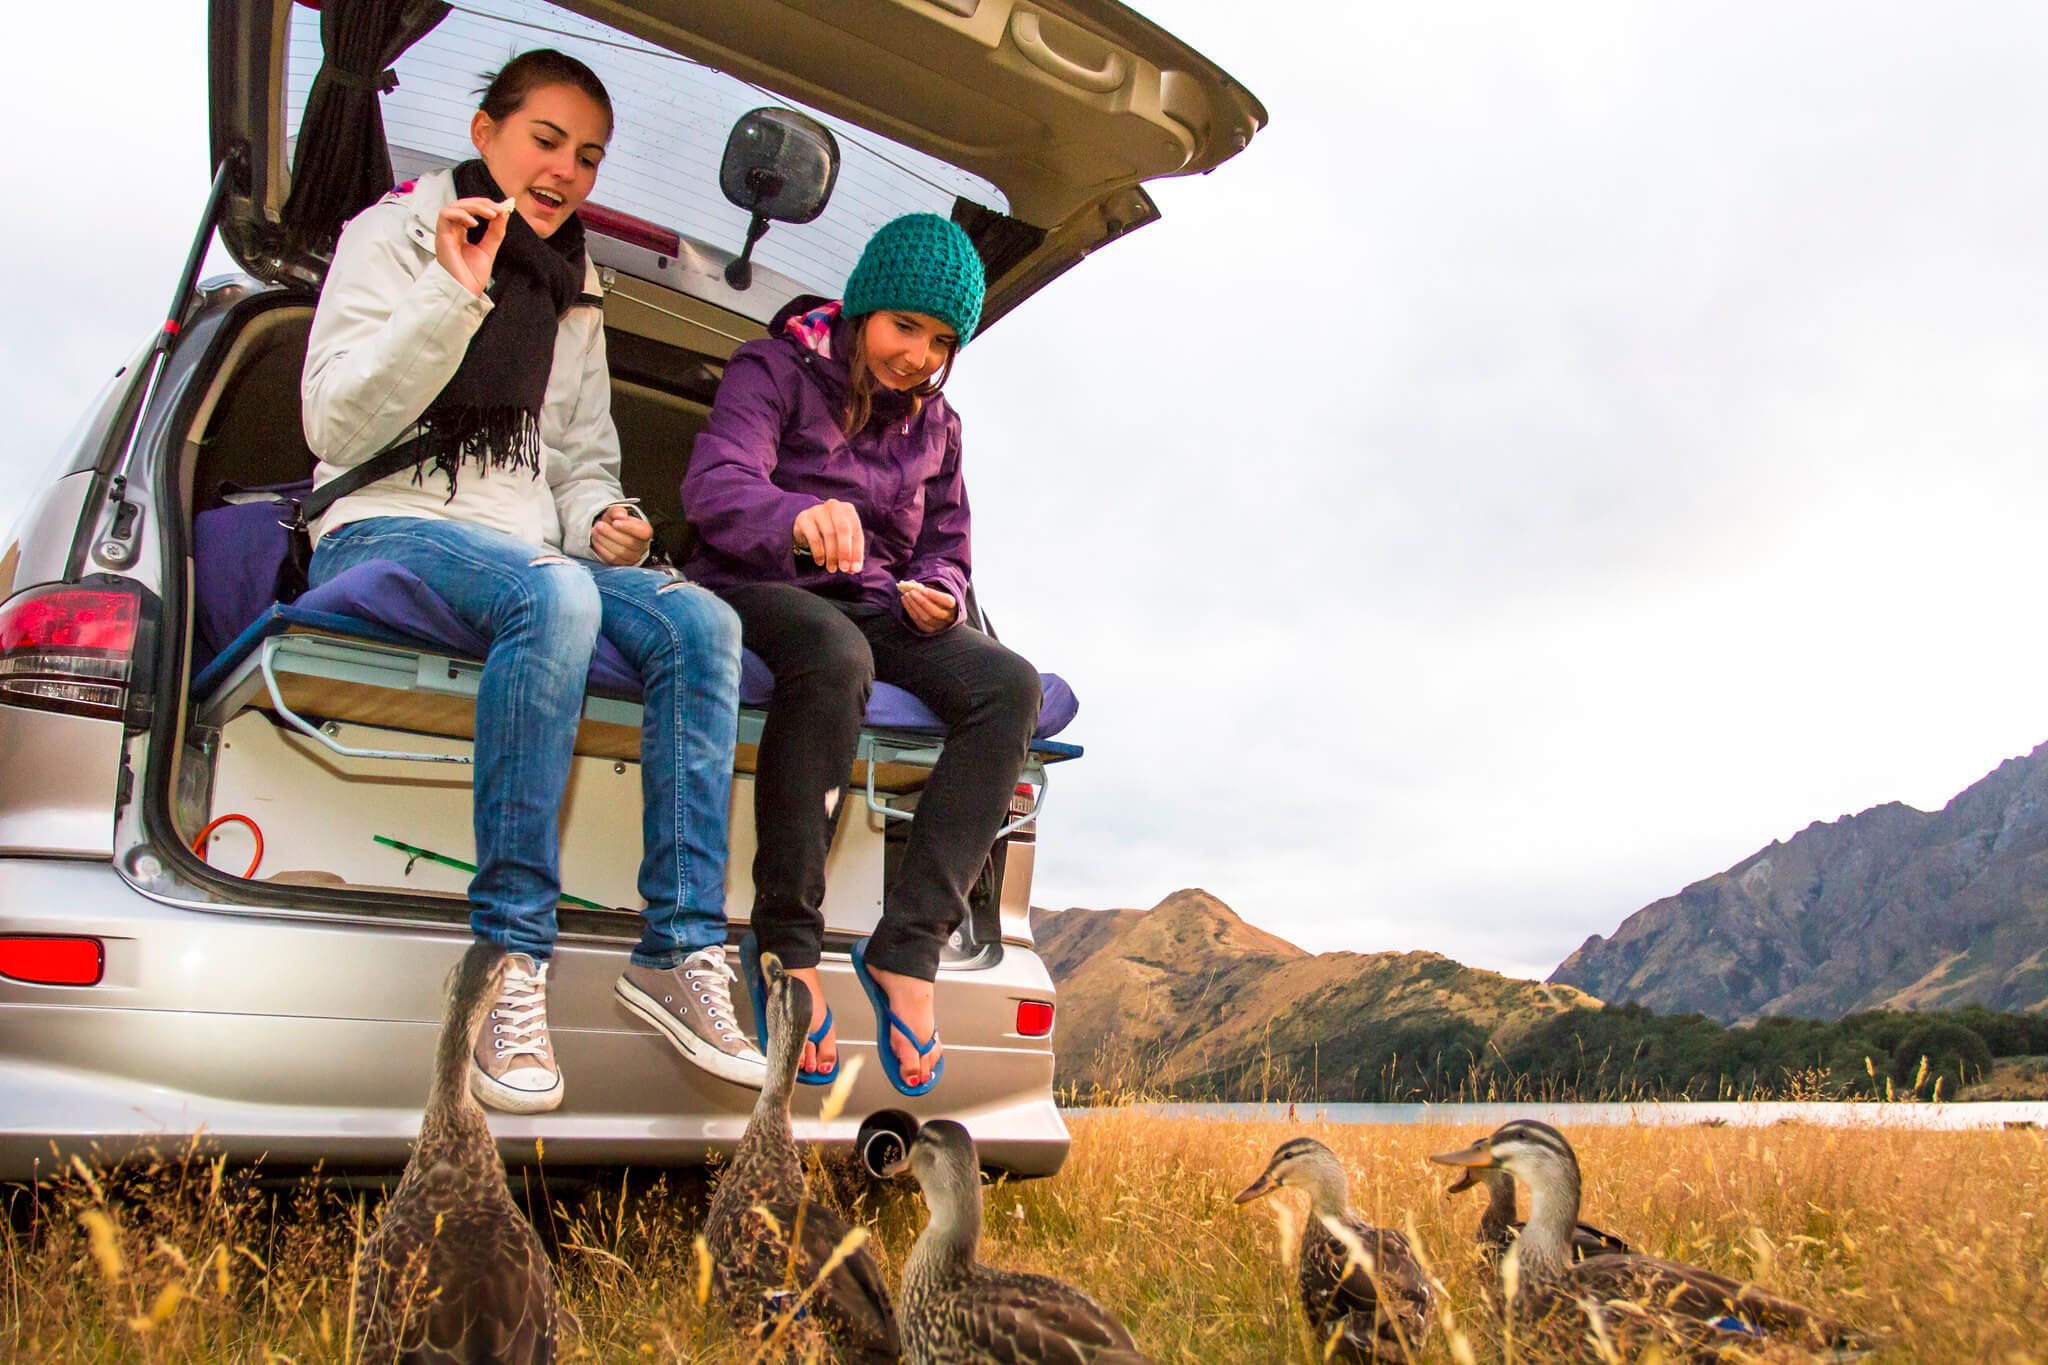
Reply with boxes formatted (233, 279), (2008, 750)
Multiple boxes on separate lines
(890, 1118), (983, 1250)
(890, 1117), (976, 1185)
(1429, 1120), (1579, 1190)
(752, 950), (816, 1101)
(760, 950), (808, 1040)
(1233, 1136), (1350, 1219)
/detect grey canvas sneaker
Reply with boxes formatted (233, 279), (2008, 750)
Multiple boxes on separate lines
(615, 945), (768, 1089)
(470, 952), (565, 1114)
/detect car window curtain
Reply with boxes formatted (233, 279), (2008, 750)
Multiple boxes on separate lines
(281, 0), (451, 259)
(951, 200), (1047, 283)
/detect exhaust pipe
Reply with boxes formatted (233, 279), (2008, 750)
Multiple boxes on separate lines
(855, 1109), (919, 1178)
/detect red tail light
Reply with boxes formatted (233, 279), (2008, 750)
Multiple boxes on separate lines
(0, 936), (105, 987)
(0, 584), (140, 720)
(1015, 999), (1055, 1037)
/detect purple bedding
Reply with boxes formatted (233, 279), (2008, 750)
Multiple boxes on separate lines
(189, 495), (1079, 744)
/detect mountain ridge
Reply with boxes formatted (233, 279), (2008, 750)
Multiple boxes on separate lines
(1549, 742), (2048, 1022)
(1031, 888), (1598, 1098)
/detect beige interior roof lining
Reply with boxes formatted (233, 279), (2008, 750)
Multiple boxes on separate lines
(561, 0), (1265, 226)
(219, 0), (1263, 328)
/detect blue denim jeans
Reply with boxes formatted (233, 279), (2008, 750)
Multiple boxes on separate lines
(310, 517), (742, 967)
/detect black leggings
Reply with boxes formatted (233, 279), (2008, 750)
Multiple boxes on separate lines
(718, 583), (1042, 980)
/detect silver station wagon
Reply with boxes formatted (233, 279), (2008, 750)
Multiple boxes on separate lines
(0, 0), (1262, 1181)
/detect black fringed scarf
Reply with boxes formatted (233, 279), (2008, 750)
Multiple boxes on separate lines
(414, 159), (586, 495)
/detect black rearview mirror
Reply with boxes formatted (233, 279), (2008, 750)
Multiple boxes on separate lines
(719, 108), (841, 290)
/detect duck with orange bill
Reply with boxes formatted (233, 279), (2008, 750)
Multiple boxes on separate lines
(1430, 1120), (1875, 1360)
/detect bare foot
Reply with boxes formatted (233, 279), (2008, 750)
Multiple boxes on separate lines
(866, 963), (943, 1087)
(784, 964), (838, 1077)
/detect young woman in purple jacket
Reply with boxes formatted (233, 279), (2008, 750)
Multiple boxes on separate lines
(683, 213), (1042, 1096)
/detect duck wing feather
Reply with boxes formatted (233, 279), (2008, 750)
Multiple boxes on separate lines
(352, 1164), (558, 1364)
(1572, 1221), (1632, 1258)
(715, 1196), (899, 1363)
(1499, 1218), (1632, 1260)
(1555, 1252), (1859, 1348)
(917, 1264), (1146, 1364)
(1300, 1217), (1434, 1363)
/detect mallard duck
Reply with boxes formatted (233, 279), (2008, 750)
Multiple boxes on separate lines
(704, 951), (899, 1362)
(352, 940), (559, 1363)
(1233, 1137), (1434, 1363)
(1445, 1163), (1629, 1266)
(892, 1119), (1152, 1364)
(1430, 1120), (1872, 1360)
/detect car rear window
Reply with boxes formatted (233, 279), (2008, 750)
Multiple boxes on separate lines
(284, 0), (1009, 316)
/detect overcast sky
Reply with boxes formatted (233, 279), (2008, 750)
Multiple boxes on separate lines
(9, 3), (2048, 980)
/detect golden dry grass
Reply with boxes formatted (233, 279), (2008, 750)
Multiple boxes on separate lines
(5, 1112), (2045, 1361)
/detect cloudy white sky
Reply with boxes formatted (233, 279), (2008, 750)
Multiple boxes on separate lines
(8, 3), (2047, 980)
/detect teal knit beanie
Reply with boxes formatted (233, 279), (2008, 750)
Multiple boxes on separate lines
(842, 213), (986, 346)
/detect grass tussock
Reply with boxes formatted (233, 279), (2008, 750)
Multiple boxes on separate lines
(5, 1114), (2047, 1361)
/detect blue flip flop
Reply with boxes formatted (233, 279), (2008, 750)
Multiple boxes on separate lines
(850, 937), (943, 1098)
(738, 932), (840, 1086)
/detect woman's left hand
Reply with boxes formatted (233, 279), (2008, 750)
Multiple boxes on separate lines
(899, 581), (958, 633)
(591, 505), (653, 565)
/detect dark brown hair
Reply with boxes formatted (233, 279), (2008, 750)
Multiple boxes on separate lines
(840, 314), (957, 436)
(479, 49), (614, 139)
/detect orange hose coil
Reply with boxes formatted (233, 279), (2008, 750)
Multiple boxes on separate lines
(192, 813), (264, 879)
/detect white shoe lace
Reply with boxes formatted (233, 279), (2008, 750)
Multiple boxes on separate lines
(680, 946), (747, 1046)
(491, 958), (553, 1068)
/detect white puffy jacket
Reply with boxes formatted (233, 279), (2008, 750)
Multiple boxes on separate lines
(301, 167), (631, 559)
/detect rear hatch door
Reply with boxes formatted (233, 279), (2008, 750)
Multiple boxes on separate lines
(209, 0), (1265, 327)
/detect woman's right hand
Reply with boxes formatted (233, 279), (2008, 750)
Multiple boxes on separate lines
(435, 197), (513, 298)
(793, 499), (865, 573)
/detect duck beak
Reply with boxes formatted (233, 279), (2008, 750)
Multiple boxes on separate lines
(1444, 1168), (1478, 1194)
(1232, 1170), (1279, 1205)
(1428, 1141), (1497, 1172)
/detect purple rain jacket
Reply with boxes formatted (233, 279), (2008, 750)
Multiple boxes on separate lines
(682, 301), (970, 632)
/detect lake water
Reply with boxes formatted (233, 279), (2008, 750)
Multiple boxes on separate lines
(1081, 1100), (2048, 1131)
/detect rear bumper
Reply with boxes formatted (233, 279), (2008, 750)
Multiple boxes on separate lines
(0, 1054), (1070, 1179)
(0, 858), (1068, 1181)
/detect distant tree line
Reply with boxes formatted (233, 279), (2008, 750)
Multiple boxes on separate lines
(1485, 1003), (2046, 1102)
(1173, 1004), (2048, 1104)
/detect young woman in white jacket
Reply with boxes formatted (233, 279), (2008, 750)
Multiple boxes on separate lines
(301, 50), (765, 1111)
